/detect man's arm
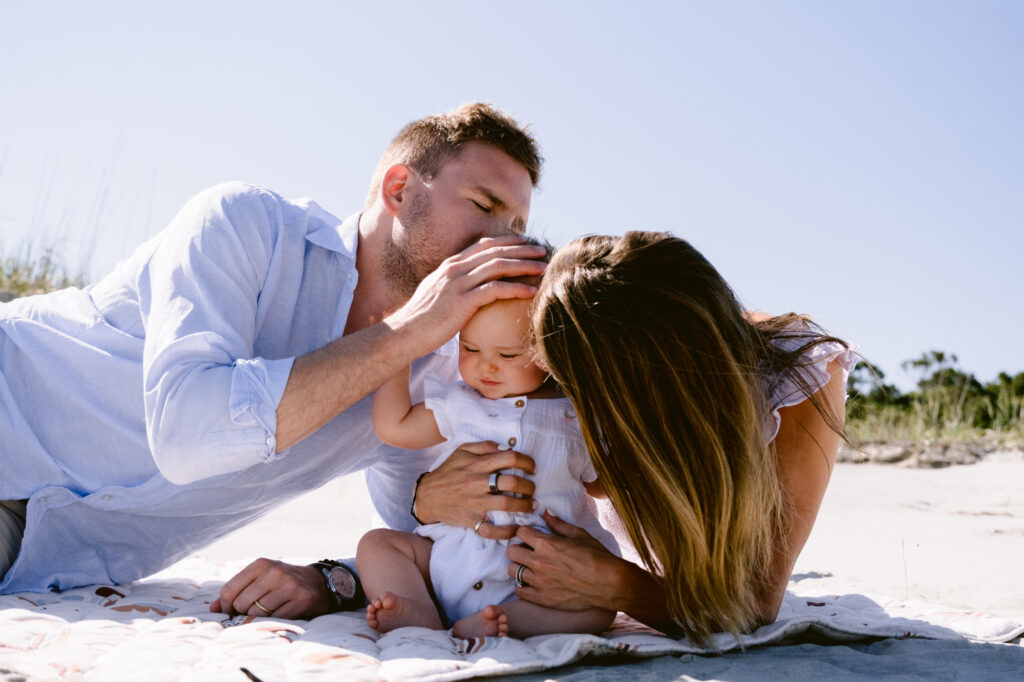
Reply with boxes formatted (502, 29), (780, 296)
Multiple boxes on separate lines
(139, 182), (544, 484)
(275, 236), (546, 451)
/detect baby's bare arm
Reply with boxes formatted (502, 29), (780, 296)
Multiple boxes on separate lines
(371, 366), (444, 449)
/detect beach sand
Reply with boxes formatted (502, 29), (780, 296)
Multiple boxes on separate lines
(196, 457), (1024, 680)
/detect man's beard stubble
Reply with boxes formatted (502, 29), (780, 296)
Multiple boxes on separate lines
(381, 191), (440, 301)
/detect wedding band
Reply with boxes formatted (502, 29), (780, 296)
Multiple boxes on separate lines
(514, 563), (528, 589)
(252, 598), (272, 616)
(488, 471), (501, 495)
(474, 515), (487, 534)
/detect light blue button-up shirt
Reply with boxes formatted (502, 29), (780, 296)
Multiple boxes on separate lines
(0, 182), (454, 593)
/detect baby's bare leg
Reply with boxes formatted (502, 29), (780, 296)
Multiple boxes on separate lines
(356, 528), (443, 632)
(500, 599), (615, 639)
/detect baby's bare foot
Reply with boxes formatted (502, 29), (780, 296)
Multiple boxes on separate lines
(365, 592), (443, 633)
(453, 604), (509, 639)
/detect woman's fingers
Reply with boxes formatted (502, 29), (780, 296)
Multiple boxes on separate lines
(506, 524), (624, 613)
(542, 509), (589, 538)
(474, 518), (519, 541)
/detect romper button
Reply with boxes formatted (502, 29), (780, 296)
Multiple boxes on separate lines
(473, 581), (483, 591)
(507, 437), (517, 447)
(102, 494), (112, 501)
(514, 399), (525, 408)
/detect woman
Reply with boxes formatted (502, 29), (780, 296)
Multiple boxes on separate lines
(420, 230), (852, 646)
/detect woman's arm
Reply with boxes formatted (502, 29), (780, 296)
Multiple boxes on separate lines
(509, 360), (846, 632)
(371, 365), (444, 449)
(508, 512), (675, 631)
(754, 358), (846, 623)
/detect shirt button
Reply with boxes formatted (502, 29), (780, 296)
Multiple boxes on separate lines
(266, 436), (274, 446)
(514, 399), (525, 408)
(473, 581), (483, 591)
(101, 494), (112, 501)
(507, 437), (517, 447)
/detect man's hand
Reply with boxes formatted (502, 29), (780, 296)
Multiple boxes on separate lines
(276, 237), (546, 452)
(414, 441), (537, 540)
(385, 236), (547, 353)
(210, 558), (332, 620)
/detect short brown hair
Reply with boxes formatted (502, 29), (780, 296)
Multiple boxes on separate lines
(365, 103), (543, 207)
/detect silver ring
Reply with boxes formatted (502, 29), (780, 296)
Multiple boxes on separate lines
(488, 471), (501, 495)
(514, 563), (528, 589)
(252, 598), (272, 616)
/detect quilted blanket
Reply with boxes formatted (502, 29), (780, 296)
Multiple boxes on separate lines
(2, 558), (1022, 682)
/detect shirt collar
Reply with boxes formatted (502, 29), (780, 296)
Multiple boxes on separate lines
(303, 205), (360, 262)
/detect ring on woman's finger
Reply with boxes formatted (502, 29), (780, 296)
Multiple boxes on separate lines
(473, 514), (488, 535)
(488, 471), (501, 495)
(514, 563), (529, 589)
(252, 598), (273, 616)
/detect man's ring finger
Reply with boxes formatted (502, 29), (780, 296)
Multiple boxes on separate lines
(514, 563), (528, 589)
(488, 471), (501, 495)
(252, 599), (272, 616)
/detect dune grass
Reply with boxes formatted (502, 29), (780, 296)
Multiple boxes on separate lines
(846, 355), (1024, 446)
(0, 245), (85, 298)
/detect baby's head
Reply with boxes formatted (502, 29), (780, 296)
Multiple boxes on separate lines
(458, 238), (552, 400)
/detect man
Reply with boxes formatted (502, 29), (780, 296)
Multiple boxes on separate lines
(0, 103), (543, 601)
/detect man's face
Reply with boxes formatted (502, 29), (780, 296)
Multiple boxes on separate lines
(383, 141), (534, 297)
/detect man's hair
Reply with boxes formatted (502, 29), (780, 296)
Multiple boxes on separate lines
(365, 103), (542, 208)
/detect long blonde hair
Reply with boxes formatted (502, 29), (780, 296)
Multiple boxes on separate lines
(532, 231), (846, 646)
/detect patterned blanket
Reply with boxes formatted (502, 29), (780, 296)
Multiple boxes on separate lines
(2, 558), (1022, 682)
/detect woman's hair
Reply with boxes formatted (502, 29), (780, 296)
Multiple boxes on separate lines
(531, 231), (847, 647)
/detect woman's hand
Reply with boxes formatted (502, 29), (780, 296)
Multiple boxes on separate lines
(413, 440), (537, 540)
(210, 558), (332, 619)
(506, 510), (633, 612)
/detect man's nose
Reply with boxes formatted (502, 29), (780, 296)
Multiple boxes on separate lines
(483, 214), (525, 238)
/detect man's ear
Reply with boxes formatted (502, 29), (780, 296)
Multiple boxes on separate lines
(379, 164), (411, 218)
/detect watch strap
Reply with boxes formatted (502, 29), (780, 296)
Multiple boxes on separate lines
(311, 559), (365, 612)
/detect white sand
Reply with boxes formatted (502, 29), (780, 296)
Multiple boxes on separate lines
(196, 459), (1024, 679)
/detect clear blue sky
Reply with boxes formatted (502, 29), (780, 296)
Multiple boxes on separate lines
(1, 1), (1021, 390)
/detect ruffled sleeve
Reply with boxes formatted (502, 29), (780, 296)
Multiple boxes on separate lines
(422, 372), (458, 441)
(763, 334), (858, 444)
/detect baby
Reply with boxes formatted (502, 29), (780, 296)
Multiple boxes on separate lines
(358, 269), (618, 639)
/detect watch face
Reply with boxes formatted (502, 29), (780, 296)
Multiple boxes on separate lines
(328, 566), (356, 600)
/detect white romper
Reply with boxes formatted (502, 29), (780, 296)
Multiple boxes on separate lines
(414, 374), (619, 623)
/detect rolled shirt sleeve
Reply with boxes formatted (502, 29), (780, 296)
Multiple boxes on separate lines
(139, 183), (298, 484)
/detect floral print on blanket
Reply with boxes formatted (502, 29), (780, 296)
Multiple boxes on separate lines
(1, 557), (1021, 682)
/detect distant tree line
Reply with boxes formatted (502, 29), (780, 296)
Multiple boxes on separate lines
(847, 350), (1024, 441)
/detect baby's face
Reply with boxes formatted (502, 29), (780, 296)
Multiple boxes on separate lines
(458, 298), (547, 400)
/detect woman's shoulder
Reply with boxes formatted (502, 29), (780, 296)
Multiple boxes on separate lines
(760, 316), (857, 444)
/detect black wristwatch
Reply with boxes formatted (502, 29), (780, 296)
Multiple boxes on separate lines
(311, 559), (365, 612)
